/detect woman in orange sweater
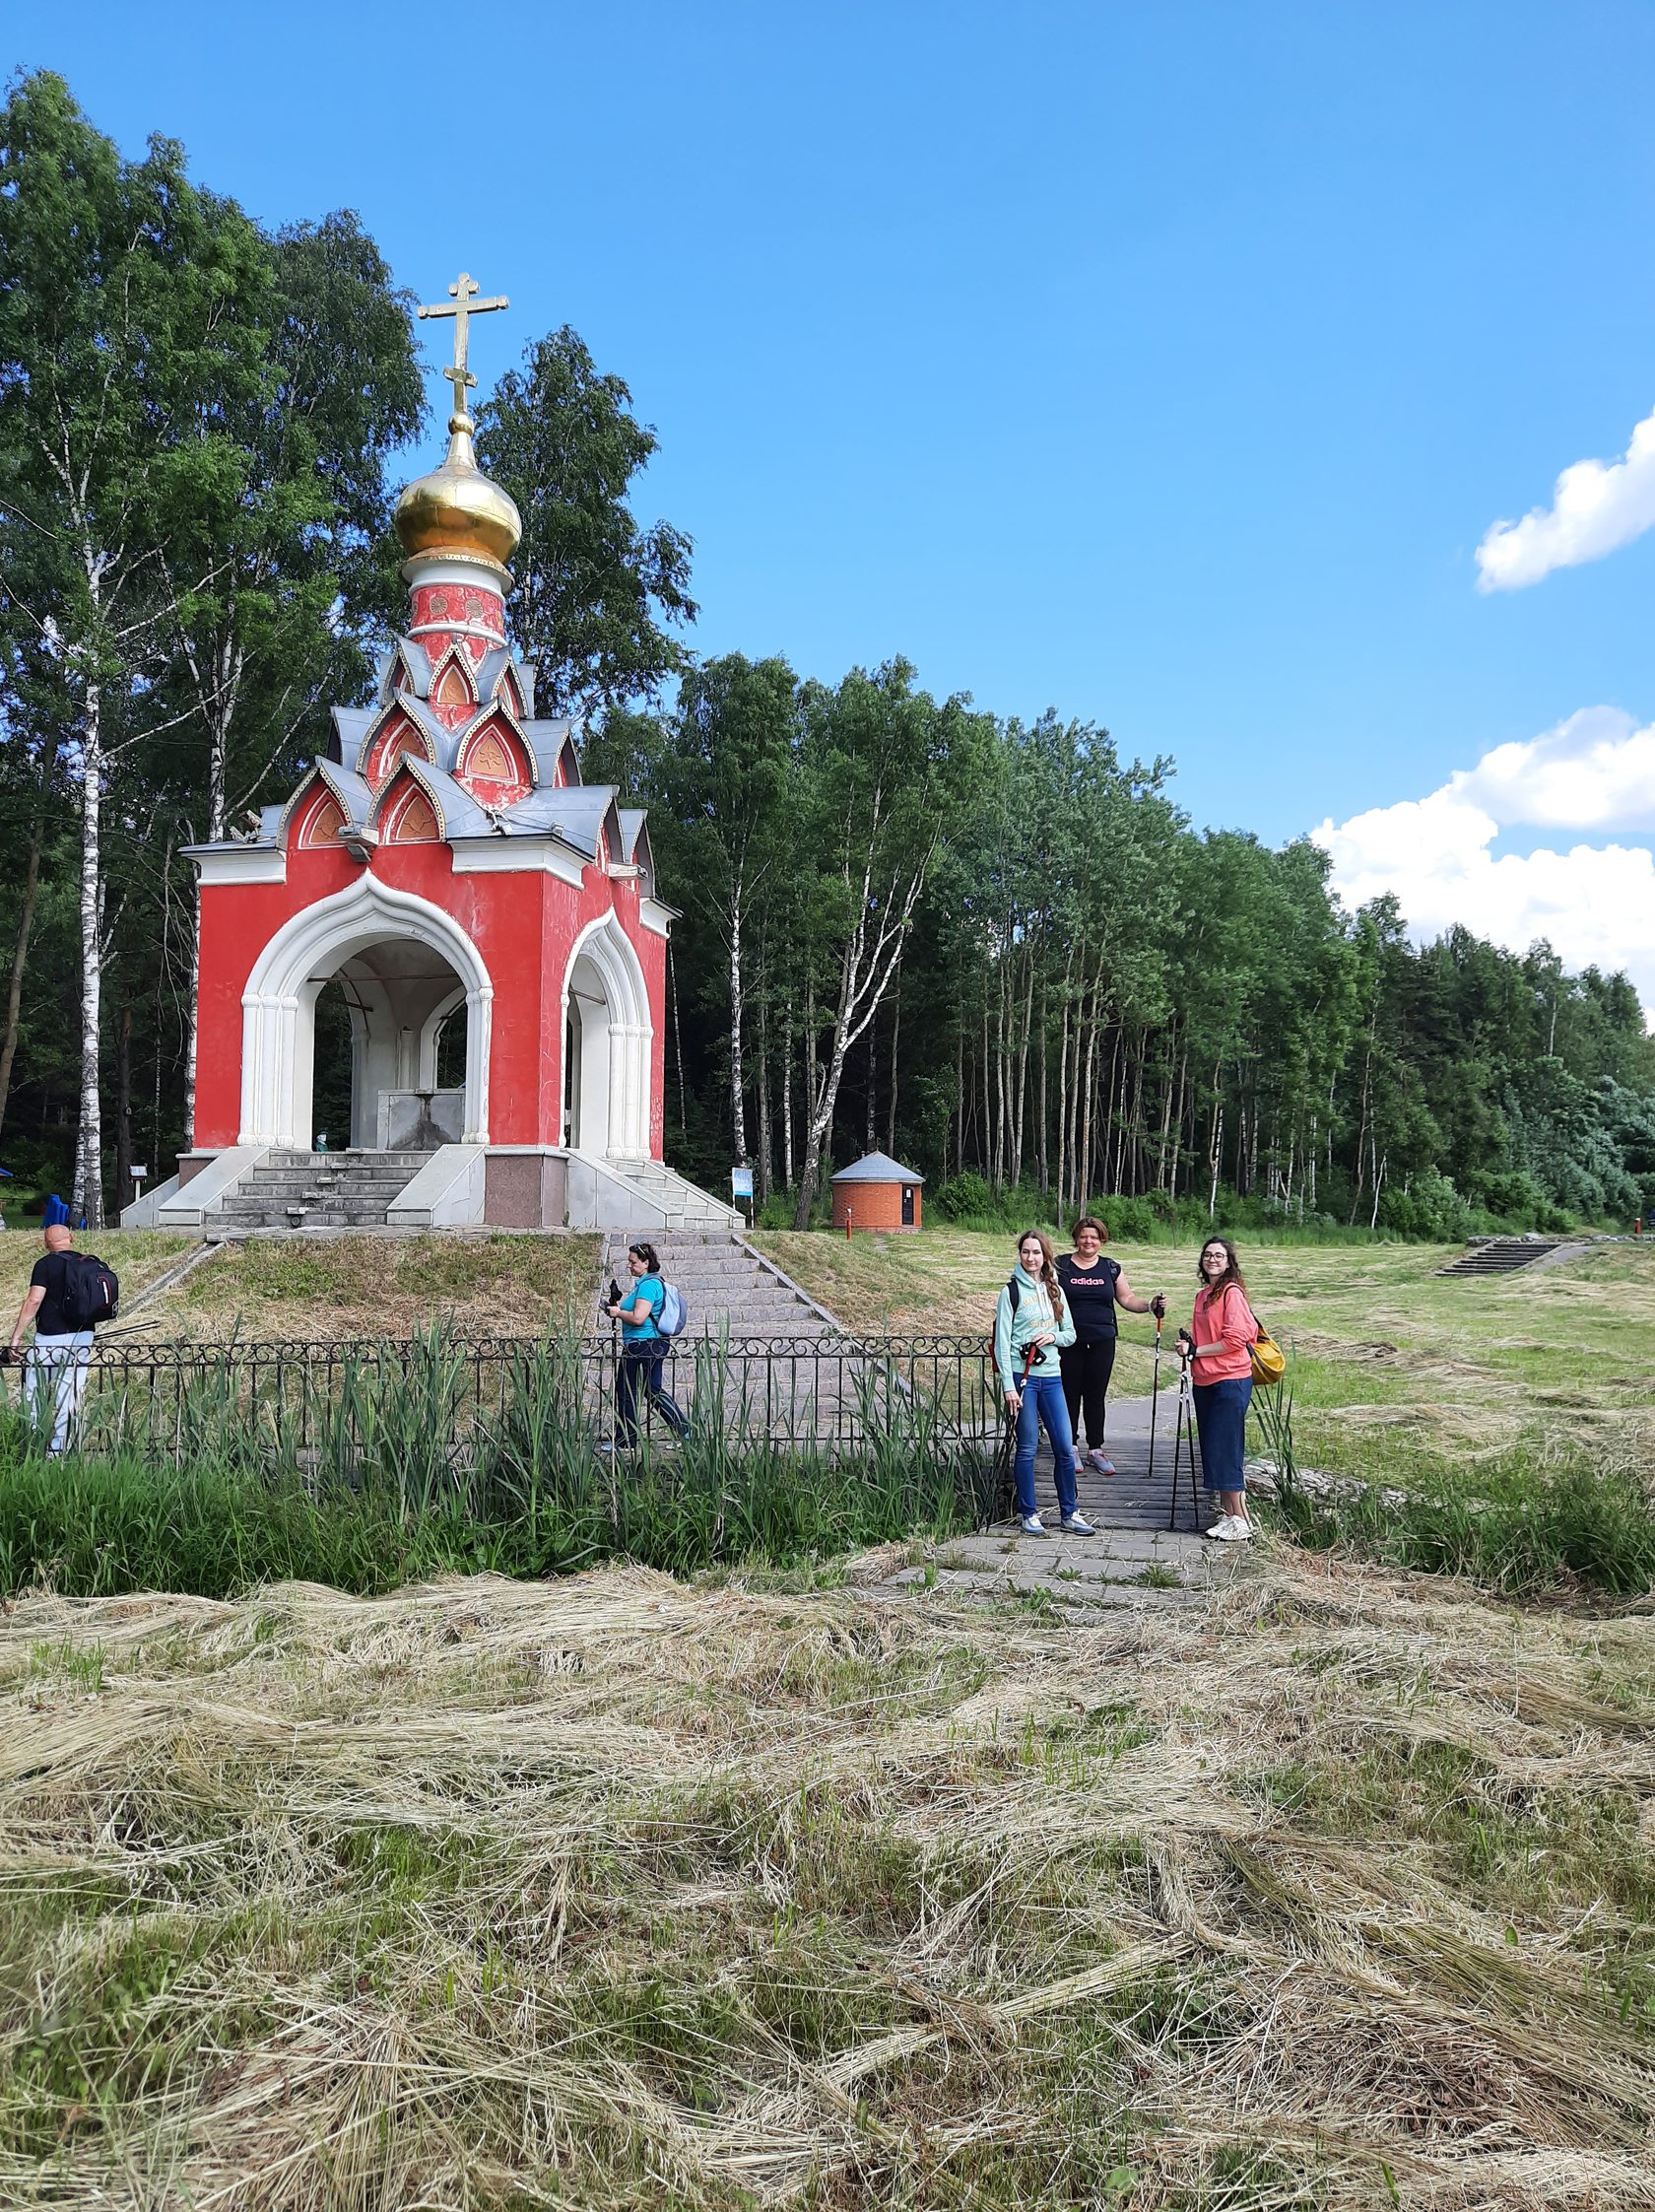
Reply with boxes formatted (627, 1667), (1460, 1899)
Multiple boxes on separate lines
(1178, 1235), (1257, 1542)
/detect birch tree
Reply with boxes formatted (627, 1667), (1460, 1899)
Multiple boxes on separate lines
(0, 72), (259, 1223)
(153, 212), (421, 1138)
(668, 654), (795, 1171)
(790, 663), (980, 1228)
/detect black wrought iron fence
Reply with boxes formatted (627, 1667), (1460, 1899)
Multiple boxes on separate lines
(40, 1330), (1002, 1473)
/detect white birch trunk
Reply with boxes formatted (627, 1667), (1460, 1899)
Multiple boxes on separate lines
(781, 997), (794, 1189)
(74, 682), (104, 1230)
(791, 831), (930, 1230)
(728, 881), (749, 1167)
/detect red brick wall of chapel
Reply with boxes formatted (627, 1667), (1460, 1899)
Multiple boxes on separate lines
(192, 838), (666, 1155)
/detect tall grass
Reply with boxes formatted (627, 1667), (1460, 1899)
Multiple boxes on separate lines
(0, 1328), (991, 1601)
(1279, 1446), (1655, 1598)
(1250, 1369), (1655, 1598)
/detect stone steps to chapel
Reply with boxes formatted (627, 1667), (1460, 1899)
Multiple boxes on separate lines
(258, 1159), (427, 1176)
(1435, 1237), (1564, 1278)
(599, 1231), (840, 1340)
(233, 1172), (418, 1193)
(218, 1147), (429, 1228)
(216, 1208), (405, 1231)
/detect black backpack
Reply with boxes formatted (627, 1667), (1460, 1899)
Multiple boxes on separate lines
(61, 1251), (119, 1329)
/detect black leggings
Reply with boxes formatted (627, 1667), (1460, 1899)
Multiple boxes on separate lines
(616, 1342), (689, 1444)
(1059, 1336), (1116, 1449)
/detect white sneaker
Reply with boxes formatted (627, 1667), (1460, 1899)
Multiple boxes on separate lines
(1205, 1514), (1253, 1542)
(1060, 1512), (1096, 1536)
(1020, 1513), (1048, 1536)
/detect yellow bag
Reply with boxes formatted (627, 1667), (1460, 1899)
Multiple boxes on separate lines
(1250, 1322), (1286, 1388)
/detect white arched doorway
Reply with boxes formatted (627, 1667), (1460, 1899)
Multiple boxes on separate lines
(239, 878), (493, 1148)
(561, 916), (651, 1160)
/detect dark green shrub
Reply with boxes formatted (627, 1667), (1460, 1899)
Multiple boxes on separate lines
(931, 1172), (996, 1223)
(1378, 1168), (1474, 1241)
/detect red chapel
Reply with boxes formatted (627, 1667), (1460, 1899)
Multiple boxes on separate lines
(170, 273), (716, 1235)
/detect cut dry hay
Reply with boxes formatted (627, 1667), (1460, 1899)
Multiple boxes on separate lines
(1, 1552), (1651, 2208)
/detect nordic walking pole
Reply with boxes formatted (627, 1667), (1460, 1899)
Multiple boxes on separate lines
(1146, 1296), (1166, 1490)
(1165, 1346), (1184, 1531)
(1167, 1342), (1200, 1533)
(1186, 1364), (1204, 1529)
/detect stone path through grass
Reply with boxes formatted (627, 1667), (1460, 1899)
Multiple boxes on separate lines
(867, 1386), (1254, 1615)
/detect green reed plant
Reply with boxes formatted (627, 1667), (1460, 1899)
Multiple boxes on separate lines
(1245, 1347), (1655, 1597)
(0, 1323), (987, 1600)
(1302, 1447), (1655, 1597)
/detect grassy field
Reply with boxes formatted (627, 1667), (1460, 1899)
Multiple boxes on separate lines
(755, 1227), (1655, 1487)
(3, 1549), (1651, 2209)
(133, 1232), (598, 1342)
(0, 1228), (598, 1343)
(2, 1230), (1651, 2202)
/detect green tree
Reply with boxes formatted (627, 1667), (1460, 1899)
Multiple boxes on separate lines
(148, 210), (422, 1136)
(474, 327), (696, 716)
(0, 72), (272, 1223)
(790, 663), (984, 1229)
(666, 655), (797, 1175)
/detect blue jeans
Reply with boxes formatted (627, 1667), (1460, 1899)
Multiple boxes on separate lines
(617, 1341), (689, 1444)
(1192, 1376), (1252, 1492)
(1014, 1374), (1078, 1519)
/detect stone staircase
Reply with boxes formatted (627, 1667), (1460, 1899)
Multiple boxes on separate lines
(208, 1150), (428, 1233)
(1436, 1237), (1563, 1278)
(605, 1159), (741, 1231)
(598, 1230), (837, 1338)
(597, 1230), (874, 1441)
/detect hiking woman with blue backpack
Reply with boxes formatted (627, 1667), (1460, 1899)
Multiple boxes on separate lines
(606, 1240), (690, 1446)
(992, 1231), (1095, 1536)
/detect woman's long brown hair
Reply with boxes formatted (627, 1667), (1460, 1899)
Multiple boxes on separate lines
(1019, 1230), (1065, 1323)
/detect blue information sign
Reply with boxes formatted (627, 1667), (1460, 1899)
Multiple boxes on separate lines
(731, 1166), (755, 1200)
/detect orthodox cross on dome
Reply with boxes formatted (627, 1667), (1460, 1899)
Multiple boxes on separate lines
(418, 270), (509, 423)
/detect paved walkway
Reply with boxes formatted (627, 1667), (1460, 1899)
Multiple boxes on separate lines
(867, 1385), (1257, 1615)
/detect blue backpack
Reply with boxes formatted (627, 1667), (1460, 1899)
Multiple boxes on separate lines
(657, 1281), (687, 1338)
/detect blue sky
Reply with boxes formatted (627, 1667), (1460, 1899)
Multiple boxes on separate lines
(18, 2), (1655, 996)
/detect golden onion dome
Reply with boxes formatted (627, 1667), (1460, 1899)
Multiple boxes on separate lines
(394, 416), (521, 570)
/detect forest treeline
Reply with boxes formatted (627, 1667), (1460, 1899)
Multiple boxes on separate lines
(2, 72), (1651, 1235)
(593, 667), (1655, 1236)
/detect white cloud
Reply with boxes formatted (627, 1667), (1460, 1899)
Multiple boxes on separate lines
(1449, 705), (1655, 832)
(1312, 707), (1655, 1014)
(1476, 403), (1655, 590)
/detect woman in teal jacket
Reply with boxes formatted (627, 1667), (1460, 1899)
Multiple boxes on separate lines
(993, 1230), (1094, 1536)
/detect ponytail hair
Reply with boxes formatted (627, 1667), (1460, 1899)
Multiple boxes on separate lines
(1017, 1229), (1065, 1324)
(629, 1240), (663, 1275)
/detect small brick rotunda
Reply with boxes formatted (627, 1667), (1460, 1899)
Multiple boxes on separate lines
(830, 1152), (924, 1234)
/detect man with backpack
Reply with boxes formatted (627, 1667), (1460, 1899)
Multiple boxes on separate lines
(6, 1224), (118, 1455)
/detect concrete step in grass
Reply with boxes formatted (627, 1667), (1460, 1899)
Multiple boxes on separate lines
(1436, 1238), (1563, 1278)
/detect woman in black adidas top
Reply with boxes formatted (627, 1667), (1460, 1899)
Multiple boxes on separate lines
(1055, 1216), (1163, 1476)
